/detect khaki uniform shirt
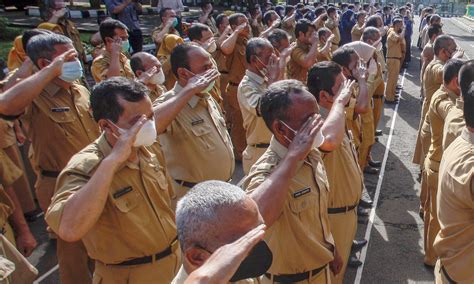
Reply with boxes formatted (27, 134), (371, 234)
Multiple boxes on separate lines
(21, 82), (100, 173)
(46, 134), (176, 264)
(0, 150), (20, 228)
(316, 42), (332, 62)
(425, 86), (457, 172)
(320, 107), (363, 208)
(386, 29), (404, 59)
(91, 51), (134, 83)
(287, 40), (311, 84)
(351, 24), (364, 42)
(0, 120), (16, 149)
(151, 24), (180, 51)
(156, 83), (234, 183)
(251, 20), (264, 37)
(227, 36), (248, 85)
(422, 59), (444, 119)
(244, 137), (335, 274)
(433, 128), (474, 283)
(443, 99), (465, 150)
(237, 70), (272, 146)
(325, 19), (340, 46)
(212, 32), (228, 73)
(203, 14), (218, 34)
(148, 84), (167, 103)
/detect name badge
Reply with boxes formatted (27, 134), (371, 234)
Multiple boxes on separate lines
(293, 187), (311, 198)
(191, 119), (204, 126)
(113, 186), (133, 199)
(51, 107), (70, 113)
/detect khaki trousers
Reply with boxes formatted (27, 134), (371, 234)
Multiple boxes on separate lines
(329, 209), (357, 284)
(384, 58), (401, 101)
(371, 81), (385, 130)
(93, 250), (181, 284)
(423, 166), (440, 266)
(358, 109), (375, 169)
(224, 84), (246, 161)
(2, 144), (36, 213)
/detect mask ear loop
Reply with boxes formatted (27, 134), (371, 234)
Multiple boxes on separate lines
(279, 120), (297, 144)
(106, 119), (122, 140)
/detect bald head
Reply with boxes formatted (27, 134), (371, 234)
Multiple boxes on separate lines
(130, 52), (162, 78)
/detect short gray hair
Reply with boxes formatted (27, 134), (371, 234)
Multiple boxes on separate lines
(176, 180), (247, 251)
(433, 35), (455, 56)
(26, 33), (73, 67)
(245, 37), (273, 64)
(362, 27), (380, 42)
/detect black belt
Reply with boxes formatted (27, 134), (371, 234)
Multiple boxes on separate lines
(265, 264), (327, 282)
(251, 143), (270, 148)
(220, 71), (229, 74)
(41, 170), (60, 178)
(228, 81), (239, 87)
(373, 94), (384, 99)
(175, 179), (197, 188)
(386, 57), (401, 60)
(111, 237), (178, 266)
(328, 203), (358, 214)
(441, 266), (457, 284)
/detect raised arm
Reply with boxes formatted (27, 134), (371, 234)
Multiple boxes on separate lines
(220, 23), (247, 55)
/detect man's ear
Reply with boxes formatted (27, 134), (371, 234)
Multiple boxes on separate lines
(177, 67), (189, 81)
(136, 70), (143, 78)
(97, 119), (110, 133)
(184, 247), (210, 269)
(36, 58), (50, 70)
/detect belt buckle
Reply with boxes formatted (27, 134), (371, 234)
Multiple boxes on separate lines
(171, 238), (179, 252)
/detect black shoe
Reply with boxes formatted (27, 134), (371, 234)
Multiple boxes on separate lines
(375, 137), (379, 143)
(348, 255), (363, 268)
(357, 206), (371, 216)
(375, 129), (383, 136)
(359, 198), (373, 208)
(368, 159), (382, 168)
(352, 239), (368, 252)
(364, 166), (379, 175)
(396, 85), (402, 89)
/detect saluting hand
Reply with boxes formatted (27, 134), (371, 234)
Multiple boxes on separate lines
(105, 115), (147, 166)
(335, 78), (356, 106)
(186, 69), (220, 94)
(138, 66), (158, 84)
(48, 49), (78, 77)
(287, 114), (324, 161)
(111, 37), (123, 55)
(278, 42), (296, 72)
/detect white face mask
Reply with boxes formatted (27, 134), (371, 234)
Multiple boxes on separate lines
(206, 41), (217, 53)
(149, 69), (165, 85)
(116, 119), (157, 147)
(280, 120), (325, 149)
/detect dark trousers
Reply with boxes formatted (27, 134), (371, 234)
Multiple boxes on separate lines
(404, 36), (412, 63)
(129, 29), (143, 53)
(382, 35), (387, 59)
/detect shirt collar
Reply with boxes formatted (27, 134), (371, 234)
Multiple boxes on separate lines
(246, 70), (266, 85)
(269, 136), (288, 159)
(461, 127), (474, 144)
(173, 82), (206, 109)
(456, 98), (464, 109)
(441, 85), (458, 101)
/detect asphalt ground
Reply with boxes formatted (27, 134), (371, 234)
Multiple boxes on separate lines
(0, 10), (471, 283)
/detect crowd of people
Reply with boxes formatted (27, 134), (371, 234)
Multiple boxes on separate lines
(0, 0), (472, 283)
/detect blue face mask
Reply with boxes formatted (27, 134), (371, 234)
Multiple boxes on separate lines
(121, 40), (130, 53)
(59, 59), (83, 83)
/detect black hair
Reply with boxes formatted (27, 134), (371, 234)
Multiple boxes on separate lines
(327, 7), (337, 15)
(99, 19), (128, 43)
(170, 43), (194, 77)
(362, 26), (380, 42)
(260, 80), (305, 132)
(366, 14), (382, 27)
(459, 60), (474, 97)
(26, 33), (72, 67)
(130, 53), (145, 75)
(229, 13), (246, 27)
(285, 5), (295, 16)
(314, 7), (326, 17)
(188, 23), (211, 41)
(295, 19), (315, 38)
(307, 61), (342, 102)
(433, 35), (454, 56)
(268, 29), (289, 50)
(263, 10), (279, 27)
(464, 82), (474, 128)
(443, 58), (464, 85)
(427, 23), (442, 40)
(318, 27), (331, 39)
(90, 77), (148, 123)
(429, 14), (441, 25)
(160, 7), (173, 21)
(332, 46), (356, 68)
(216, 13), (227, 28)
(22, 29), (53, 51)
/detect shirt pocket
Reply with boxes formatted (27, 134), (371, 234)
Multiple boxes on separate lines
(110, 186), (150, 226)
(190, 123), (216, 151)
(46, 108), (77, 138)
(289, 188), (318, 215)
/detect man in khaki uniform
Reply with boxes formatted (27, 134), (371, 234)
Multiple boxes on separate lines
(432, 86), (474, 283)
(1, 34), (99, 284)
(307, 62), (363, 283)
(350, 11), (366, 42)
(198, 1), (218, 33)
(325, 7), (340, 52)
(220, 13), (251, 160)
(152, 8), (181, 52)
(422, 59), (463, 266)
(287, 19), (319, 84)
(384, 18), (405, 104)
(237, 38), (282, 174)
(91, 19), (134, 83)
(213, 14), (231, 100)
(442, 61), (474, 150)
(244, 80), (344, 283)
(130, 52), (167, 102)
(420, 24), (443, 99)
(316, 28), (334, 62)
(156, 44), (234, 205)
(40, 0), (87, 65)
(46, 78), (182, 283)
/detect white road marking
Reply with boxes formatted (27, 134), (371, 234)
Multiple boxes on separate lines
(33, 264), (59, 284)
(354, 68), (407, 284)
